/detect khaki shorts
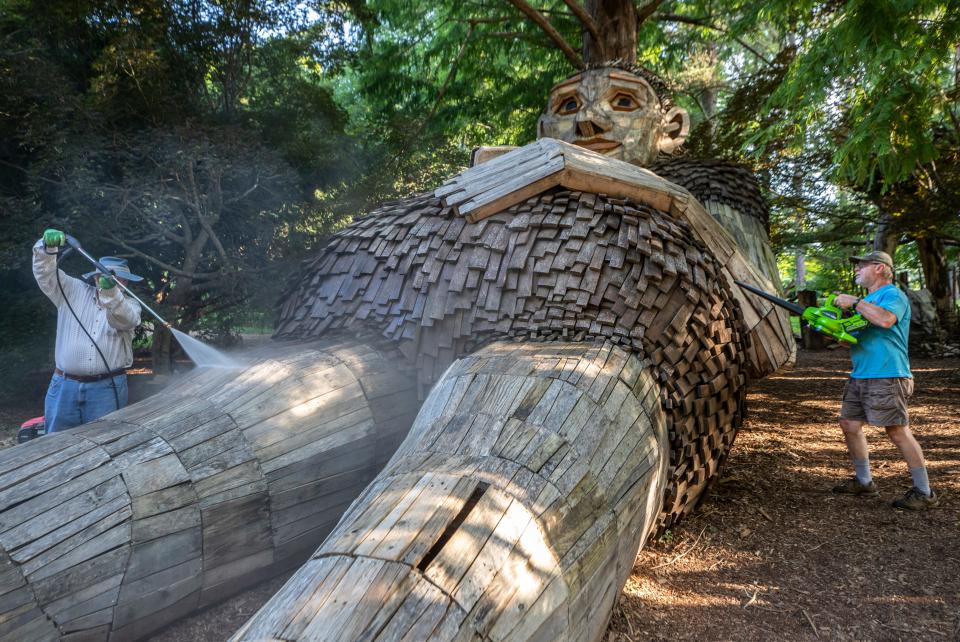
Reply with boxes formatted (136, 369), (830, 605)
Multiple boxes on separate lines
(840, 377), (913, 427)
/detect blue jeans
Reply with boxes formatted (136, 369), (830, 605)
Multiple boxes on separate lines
(44, 372), (128, 433)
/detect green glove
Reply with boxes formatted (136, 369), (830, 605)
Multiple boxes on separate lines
(98, 274), (116, 290)
(43, 228), (65, 248)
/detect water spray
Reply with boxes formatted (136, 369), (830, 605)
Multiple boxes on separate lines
(63, 235), (240, 369)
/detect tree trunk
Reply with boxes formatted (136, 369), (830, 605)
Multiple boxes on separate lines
(795, 249), (806, 290)
(955, 42), (960, 91)
(873, 210), (899, 257)
(952, 264), (959, 320)
(152, 231), (203, 372)
(151, 324), (175, 375)
(583, 0), (638, 64)
(916, 235), (955, 333)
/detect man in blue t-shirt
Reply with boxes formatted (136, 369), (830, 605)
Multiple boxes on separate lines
(830, 251), (936, 510)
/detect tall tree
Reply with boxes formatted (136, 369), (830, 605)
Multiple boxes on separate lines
(0, 0), (368, 378)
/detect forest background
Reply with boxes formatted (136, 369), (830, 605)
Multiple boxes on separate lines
(1, 0), (958, 405)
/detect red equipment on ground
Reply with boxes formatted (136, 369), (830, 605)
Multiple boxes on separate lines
(17, 416), (45, 443)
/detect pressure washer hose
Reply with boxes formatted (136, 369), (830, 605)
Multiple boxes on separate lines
(65, 235), (172, 328)
(51, 246), (121, 412)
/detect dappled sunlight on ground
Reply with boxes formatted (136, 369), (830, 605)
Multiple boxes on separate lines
(86, 348), (957, 641)
(608, 349), (960, 642)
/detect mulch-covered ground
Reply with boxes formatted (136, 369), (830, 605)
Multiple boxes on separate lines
(151, 349), (960, 641)
(3, 349), (957, 640)
(609, 349), (960, 641)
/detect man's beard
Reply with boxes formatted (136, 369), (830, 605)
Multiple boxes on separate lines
(855, 273), (864, 286)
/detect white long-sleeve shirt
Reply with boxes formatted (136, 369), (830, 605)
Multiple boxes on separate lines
(33, 240), (142, 375)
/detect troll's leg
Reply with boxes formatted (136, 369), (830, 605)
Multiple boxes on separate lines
(233, 340), (668, 642)
(0, 336), (417, 641)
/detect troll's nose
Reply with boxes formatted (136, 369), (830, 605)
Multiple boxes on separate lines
(576, 119), (610, 137)
(575, 104), (612, 137)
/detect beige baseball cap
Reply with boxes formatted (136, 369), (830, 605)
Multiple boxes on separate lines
(849, 250), (893, 270)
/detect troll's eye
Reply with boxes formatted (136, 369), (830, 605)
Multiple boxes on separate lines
(556, 95), (580, 115)
(610, 92), (640, 111)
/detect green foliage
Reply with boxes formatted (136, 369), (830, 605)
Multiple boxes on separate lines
(671, 0), (959, 304)
(1, 0), (958, 384)
(783, 246), (860, 294)
(350, 1), (575, 149)
(0, 0), (348, 379)
(744, 0), (960, 187)
(246, 37), (351, 187)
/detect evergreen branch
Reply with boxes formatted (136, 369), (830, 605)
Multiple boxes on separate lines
(655, 14), (773, 66)
(0, 158), (68, 187)
(123, 201), (188, 246)
(504, 0), (584, 69)
(426, 23), (477, 123)
(452, 16), (515, 24)
(484, 31), (552, 45)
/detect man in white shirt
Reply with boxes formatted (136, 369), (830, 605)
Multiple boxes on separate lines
(34, 228), (142, 432)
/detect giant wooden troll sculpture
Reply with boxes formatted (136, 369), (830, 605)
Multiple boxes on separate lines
(0, 66), (792, 642)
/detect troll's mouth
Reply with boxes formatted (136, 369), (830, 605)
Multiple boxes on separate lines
(573, 137), (622, 152)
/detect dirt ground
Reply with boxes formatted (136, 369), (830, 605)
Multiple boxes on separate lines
(610, 349), (960, 642)
(2, 349), (957, 640)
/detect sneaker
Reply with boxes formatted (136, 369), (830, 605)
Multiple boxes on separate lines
(832, 477), (879, 496)
(892, 487), (939, 511)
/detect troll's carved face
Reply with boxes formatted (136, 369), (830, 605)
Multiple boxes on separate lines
(537, 68), (689, 166)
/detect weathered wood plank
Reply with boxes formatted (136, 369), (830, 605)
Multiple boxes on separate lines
(124, 526), (201, 583)
(23, 517), (131, 581)
(130, 505), (201, 543)
(235, 341), (664, 642)
(113, 558), (202, 628)
(130, 482), (197, 520)
(199, 548), (275, 608)
(10, 492), (129, 569)
(1, 476), (127, 555)
(0, 445), (110, 513)
(121, 453), (191, 498)
(31, 546), (130, 605)
(44, 572), (123, 620)
(201, 493), (272, 569)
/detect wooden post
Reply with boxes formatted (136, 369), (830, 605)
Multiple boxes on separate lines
(0, 336), (419, 641)
(798, 289), (825, 350)
(232, 341), (669, 642)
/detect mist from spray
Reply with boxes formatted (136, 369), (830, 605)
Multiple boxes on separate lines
(170, 327), (242, 369)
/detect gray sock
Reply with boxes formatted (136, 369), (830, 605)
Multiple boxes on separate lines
(909, 467), (931, 496)
(854, 458), (872, 485)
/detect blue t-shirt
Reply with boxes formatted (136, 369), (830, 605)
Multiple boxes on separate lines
(849, 284), (912, 379)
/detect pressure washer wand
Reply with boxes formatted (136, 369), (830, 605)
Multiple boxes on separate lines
(65, 235), (173, 329)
